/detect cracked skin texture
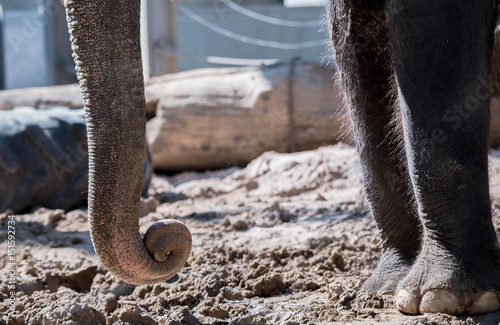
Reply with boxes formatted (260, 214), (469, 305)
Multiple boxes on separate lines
(328, 0), (500, 316)
(64, 0), (191, 285)
(65, 0), (500, 316)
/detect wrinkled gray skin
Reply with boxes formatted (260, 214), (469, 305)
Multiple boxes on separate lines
(328, 0), (500, 316)
(64, 0), (500, 315)
(65, 0), (192, 285)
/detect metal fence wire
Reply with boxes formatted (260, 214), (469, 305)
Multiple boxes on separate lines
(176, 0), (324, 65)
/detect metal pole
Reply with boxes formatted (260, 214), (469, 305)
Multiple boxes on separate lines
(166, 0), (178, 73)
(0, 5), (5, 90)
(140, 0), (151, 80)
(287, 57), (300, 153)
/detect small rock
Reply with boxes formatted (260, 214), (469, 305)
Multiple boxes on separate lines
(68, 264), (99, 292)
(102, 294), (118, 314)
(232, 219), (248, 231)
(151, 284), (165, 296)
(245, 180), (258, 191)
(17, 275), (43, 295)
(132, 286), (150, 299)
(109, 280), (136, 299)
(109, 305), (156, 325)
(222, 287), (244, 300)
(279, 209), (296, 223)
(37, 208), (65, 226)
(204, 308), (229, 319)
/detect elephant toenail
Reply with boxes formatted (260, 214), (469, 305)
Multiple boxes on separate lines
(396, 289), (419, 314)
(469, 290), (500, 315)
(420, 289), (462, 315)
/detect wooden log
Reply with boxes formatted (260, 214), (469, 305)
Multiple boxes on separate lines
(0, 84), (83, 110)
(145, 63), (345, 171)
(2, 63), (500, 172)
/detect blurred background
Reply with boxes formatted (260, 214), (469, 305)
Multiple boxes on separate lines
(0, 0), (327, 90)
(0, 0), (341, 214)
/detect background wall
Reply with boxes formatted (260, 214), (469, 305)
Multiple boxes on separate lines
(0, 0), (328, 89)
(173, 3), (326, 72)
(0, 0), (75, 89)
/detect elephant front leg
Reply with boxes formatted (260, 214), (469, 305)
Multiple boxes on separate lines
(327, 0), (422, 295)
(389, 0), (500, 315)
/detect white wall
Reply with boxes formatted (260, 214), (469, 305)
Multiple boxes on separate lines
(1, 0), (329, 88)
(1, 0), (75, 90)
(146, 2), (327, 75)
(3, 9), (48, 89)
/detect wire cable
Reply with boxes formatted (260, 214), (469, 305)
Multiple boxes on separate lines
(155, 47), (282, 66)
(178, 5), (324, 50)
(218, 0), (321, 27)
(205, 56), (280, 65)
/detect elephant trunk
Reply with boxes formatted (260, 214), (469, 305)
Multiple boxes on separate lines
(65, 0), (191, 285)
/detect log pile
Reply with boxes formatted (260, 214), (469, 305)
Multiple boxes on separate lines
(1, 62), (500, 172)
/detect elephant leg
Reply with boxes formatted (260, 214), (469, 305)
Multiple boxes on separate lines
(388, 0), (500, 315)
(327, 0), (421, 295)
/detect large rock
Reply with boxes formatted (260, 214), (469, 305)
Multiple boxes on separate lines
(0, 107), (152, 213)
(145, 63), (345, 171)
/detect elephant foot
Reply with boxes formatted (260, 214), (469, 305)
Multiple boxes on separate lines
(361, 250), (413, 296)
(395, 245), (500, 315)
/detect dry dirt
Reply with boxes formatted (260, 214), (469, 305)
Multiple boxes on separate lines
(1, 144), (500, 325)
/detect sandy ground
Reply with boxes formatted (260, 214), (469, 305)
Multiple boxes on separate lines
(1, 143), (500, 325)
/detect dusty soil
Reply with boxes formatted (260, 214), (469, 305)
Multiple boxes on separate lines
(1, 144), (500, 325)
